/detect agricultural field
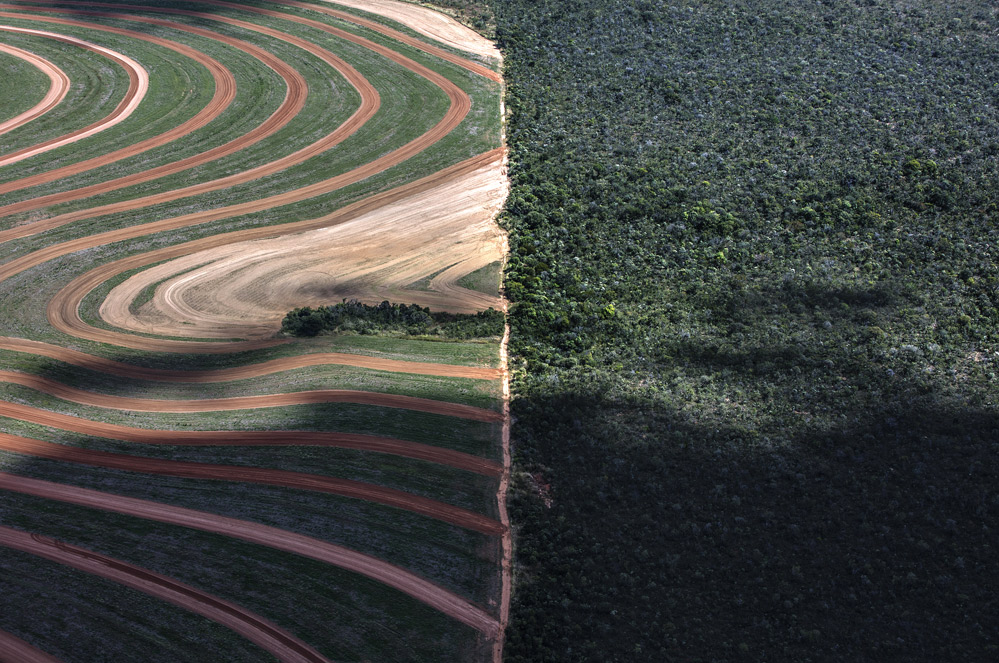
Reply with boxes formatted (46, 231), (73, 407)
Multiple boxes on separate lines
(496, 0), (999, 661)
(0, 1), (510, 661)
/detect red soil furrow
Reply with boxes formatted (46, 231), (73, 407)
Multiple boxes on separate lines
(0, 0), (466, 238)
(0, 400), (503, 476)
(0, 630), (61, 663)
(0, 472), (501, 635)
(0, 42), (69, 137)
(0, 8), (302, 202)
(0, 24), (146, 168)
(0, 432), (504, 534)
(0, 2), (378, 233)
(0, 336), (501, 380)
(43, 148), (502, 354)
(0, 369), (503, 421)
(229, 0), (501, 82)
(0, 524), (332, 663)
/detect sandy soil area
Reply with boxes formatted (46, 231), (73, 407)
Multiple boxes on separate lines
(321, 0), (499, 61)
(104, 154), (507, 339)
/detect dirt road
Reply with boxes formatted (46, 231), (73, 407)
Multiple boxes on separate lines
(0, 42), (68, 137)
(0, 400), (502, 475)
(0, 524), (332, 663)
(0, 472), (501, 636)
(0, 23), (147, 169)
(0, 629), (61, 663)
(0, 432), (504, 533)
(0, 0), (508, 655)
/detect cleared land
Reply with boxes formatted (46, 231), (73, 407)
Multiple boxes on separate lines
(0, 1), (507, 660)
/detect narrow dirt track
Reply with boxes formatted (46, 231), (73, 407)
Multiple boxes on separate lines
(271, 0), (501, 79)
(0, 400), (503, 475)
(0, 7), (310, 206)
(0, 42), (68, 137)
(0, 336), (501, 380)
(0, 10), (235, 196)
(0, 525), (333, 663)
(0, 1), (509, 654)
(0, 2), (378, 232)
(0, 630), (61, 663)
(0, 472), (501, 636)
(0, 432), (504, 533)
(0, 0), (474, 237)
(0, 369), (503, 421)
(0, 24), (147, 168)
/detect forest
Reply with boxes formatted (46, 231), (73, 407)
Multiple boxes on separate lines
(489, 0), (999, 660)
(281, 300), (505, 338)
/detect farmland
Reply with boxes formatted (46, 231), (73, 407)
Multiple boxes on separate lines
(0, 1), (508, 661)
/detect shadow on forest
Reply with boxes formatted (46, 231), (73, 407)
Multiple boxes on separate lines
(507, 271), (998, 660)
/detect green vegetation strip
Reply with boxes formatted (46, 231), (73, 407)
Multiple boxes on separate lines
(0, 2), (505, 660)
(0, 47), (50, 125)
(0, 24), (133, 159)
(0, 454), (501, 608)
(0, 544), (274, 663)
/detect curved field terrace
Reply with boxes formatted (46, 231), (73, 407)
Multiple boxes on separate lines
(0, 1), (509, 661)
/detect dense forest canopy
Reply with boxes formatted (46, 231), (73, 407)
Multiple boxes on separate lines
(492, 0), (999, 660)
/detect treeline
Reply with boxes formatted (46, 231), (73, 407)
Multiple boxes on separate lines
(281, 299), (504, 339)
(490, 0), (999, 661)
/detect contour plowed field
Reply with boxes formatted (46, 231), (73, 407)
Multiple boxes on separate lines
(0, 1), (508, 661)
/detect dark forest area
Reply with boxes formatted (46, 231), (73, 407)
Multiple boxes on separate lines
(489, 0), (999, 660)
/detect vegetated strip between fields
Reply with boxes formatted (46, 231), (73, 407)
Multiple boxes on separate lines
(0, 23), (147, 169)
(0, 0), (484, 238)
(0, 10), (234, 196)
(0, 2), (378, 233)
(0, 432), (504, 533)
(0, 4), (310, 202)
(0, 400), (502, 475)
(0, 41), (68, 136)
(0, 337), (500, 380)
(0, 524), (331, 663)
(0, 472), (501, 636)
(0, 370), (502, 421)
